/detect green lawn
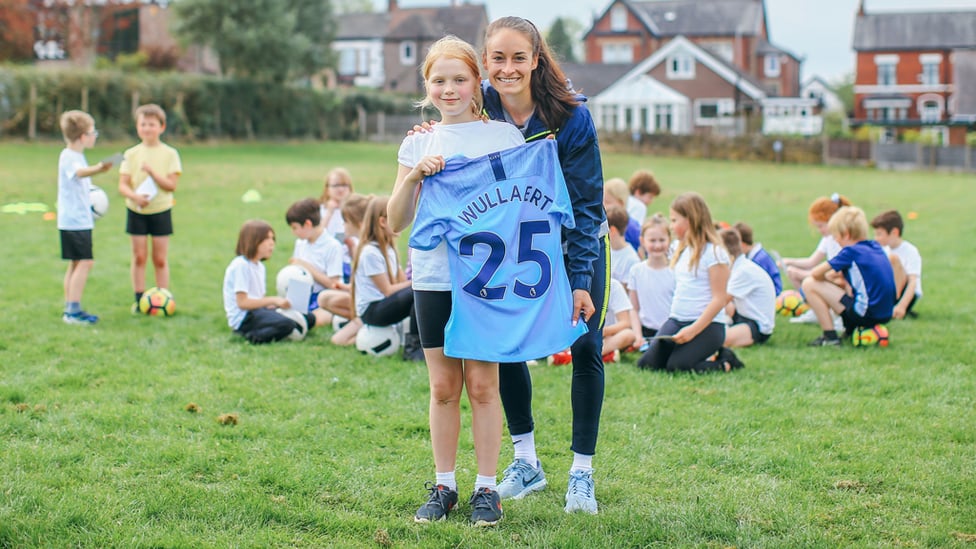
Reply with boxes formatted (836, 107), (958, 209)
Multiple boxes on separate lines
(1, 140), (974, 548)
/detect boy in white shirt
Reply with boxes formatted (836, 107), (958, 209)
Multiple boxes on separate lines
(606, 206), (640, 288)
(720, 229), (776, 348)
(285, 198), (344, 328)
(871, 210), (922, 319)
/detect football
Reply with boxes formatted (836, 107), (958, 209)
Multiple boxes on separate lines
(775, 289), (809, 317)
(275, 308), (308, 341)
(90, 185), (109, 219)
(355, 324), (401, 357)
(138, 287), (176, 316)
(851, 324), (890, 347)
(275, 264), (314, 297)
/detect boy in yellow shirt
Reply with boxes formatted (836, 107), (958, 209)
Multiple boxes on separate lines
(118, 104), (182, 310)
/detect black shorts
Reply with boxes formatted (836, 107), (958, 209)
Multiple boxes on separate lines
(60, 229), (93, 260)
(731, 312), (771, 344)
(839, 294), (890, 329)
(127, 208), (173, 236)
(414, 290), (452, 349)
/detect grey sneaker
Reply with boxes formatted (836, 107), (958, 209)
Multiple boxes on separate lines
(469, 487), (503, 527)
(414, 482), (458, 523)
(564, 469), (598, 514)
(496, 458), (547, 500)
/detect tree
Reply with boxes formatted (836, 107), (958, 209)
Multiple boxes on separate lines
(173, 0), (335, 83)
(546, 17), (577, 64)
(0, 0), (34, 61)
(831, 72), (855, 116)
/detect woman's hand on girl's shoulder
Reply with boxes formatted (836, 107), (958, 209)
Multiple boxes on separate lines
(407, 120), (438, 136)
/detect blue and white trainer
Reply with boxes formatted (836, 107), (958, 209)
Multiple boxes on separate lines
(564, 469), (598, 514)
(496, 458), (547, 500)
(62, 311), (98, 325)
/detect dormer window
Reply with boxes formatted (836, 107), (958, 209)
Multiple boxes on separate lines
(764, 54), (780, 77)
(666, 53), (694, 79)
(610, 5), (627, 31)
(400, 41), (416, 65)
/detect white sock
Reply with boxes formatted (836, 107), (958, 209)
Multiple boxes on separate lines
(571, 453), (593, 472)
(512, 431), (538, 465)
(475, 474), (496, 491)
(435, 471), (456, 491)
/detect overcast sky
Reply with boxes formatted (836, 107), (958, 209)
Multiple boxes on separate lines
(374, 0), (976, 84)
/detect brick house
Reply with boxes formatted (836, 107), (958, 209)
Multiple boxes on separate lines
(333, 0), (487, 94)
(573, 0), (820, 136)
(851, 1), (976, 145)
(582, 0), (800, 98)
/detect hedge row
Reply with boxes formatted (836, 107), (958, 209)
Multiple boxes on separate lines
(0, 67), (417, 141)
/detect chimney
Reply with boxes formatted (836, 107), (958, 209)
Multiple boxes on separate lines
(857, 0), (865, 16)
(389, 0), (398, 12)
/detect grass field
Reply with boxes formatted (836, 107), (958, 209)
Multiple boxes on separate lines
(1, 140), (974, 548)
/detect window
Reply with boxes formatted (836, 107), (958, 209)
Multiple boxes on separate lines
(655, 105), (672, 132)
(695, 99), (734, 124)
(610, 5), (627, 31)
(921, 62), (939, 85)
(399, 41), (416, 65)
(602, 43), (633, 64)
(920, 101), (941, 123)
(338, 50), (356, 75)
(764, 54), (780, 77)
(703, 41), (733, 63)
(666, 53), (694, 79)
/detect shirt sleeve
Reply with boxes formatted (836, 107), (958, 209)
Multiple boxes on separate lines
(828, 245), (853, 272)
(168, 148), (183, 175)
(557, 107), (604, 293)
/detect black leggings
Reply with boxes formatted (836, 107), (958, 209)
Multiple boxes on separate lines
(637, 318), (726, 372)
(360, 286), (418, 337)
(499, 236), (610, 456)
(237, 308), (310, 344)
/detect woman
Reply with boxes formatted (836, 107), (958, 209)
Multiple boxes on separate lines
(481, 16), (609, 515)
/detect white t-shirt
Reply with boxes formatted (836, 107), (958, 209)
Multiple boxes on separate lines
(670, 242), (730, 323)
(223, 255), (266, 330)
(627, 261), (674, 330)
(606, 278), (633, 320)
(293, 232), (344, 292)
(610, 244), (640, 287)
(626, 195), (646, 225)
(57, 148), (94, 230)
(728, 256), (776, 335)
(354, 242), (400, 317)
(816, 235), (842, 260)
(398, 120), (525, 291)
(885, 240), (923, 296)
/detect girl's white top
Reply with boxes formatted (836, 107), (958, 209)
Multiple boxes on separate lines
(354, 242), (400, 317)
(670, 242), (730, 323)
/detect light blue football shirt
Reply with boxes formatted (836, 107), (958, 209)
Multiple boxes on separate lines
(410, 140), (588, 362)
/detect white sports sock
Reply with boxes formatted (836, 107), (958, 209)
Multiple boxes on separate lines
(571, 453), (593, 472)
(512, 431), (538, 464)
(475, 474), (496, 491)
(435, 471), (456, 491)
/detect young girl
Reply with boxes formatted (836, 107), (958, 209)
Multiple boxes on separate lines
(480, 16), (608, 516)
(223, 220), (314, 344)
(318, 193), (370, 345)
(627, 214), (675, 343)
(350, 195), (413, 340)
(781, 194), (852, 291)
(636, 193), (741, 373)
(388, 35), (524, 527)
(319, 167), (353, 240)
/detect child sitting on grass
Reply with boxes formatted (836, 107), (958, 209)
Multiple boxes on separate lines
(870, 209), (922, 320)
(802, 206), (895, 347)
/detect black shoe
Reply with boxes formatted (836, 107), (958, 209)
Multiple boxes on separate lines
(469, 487), (503, 527)
(809, 335), (842, 347)
(414, 482), (458, 523)
(718, 347), (745, 371)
